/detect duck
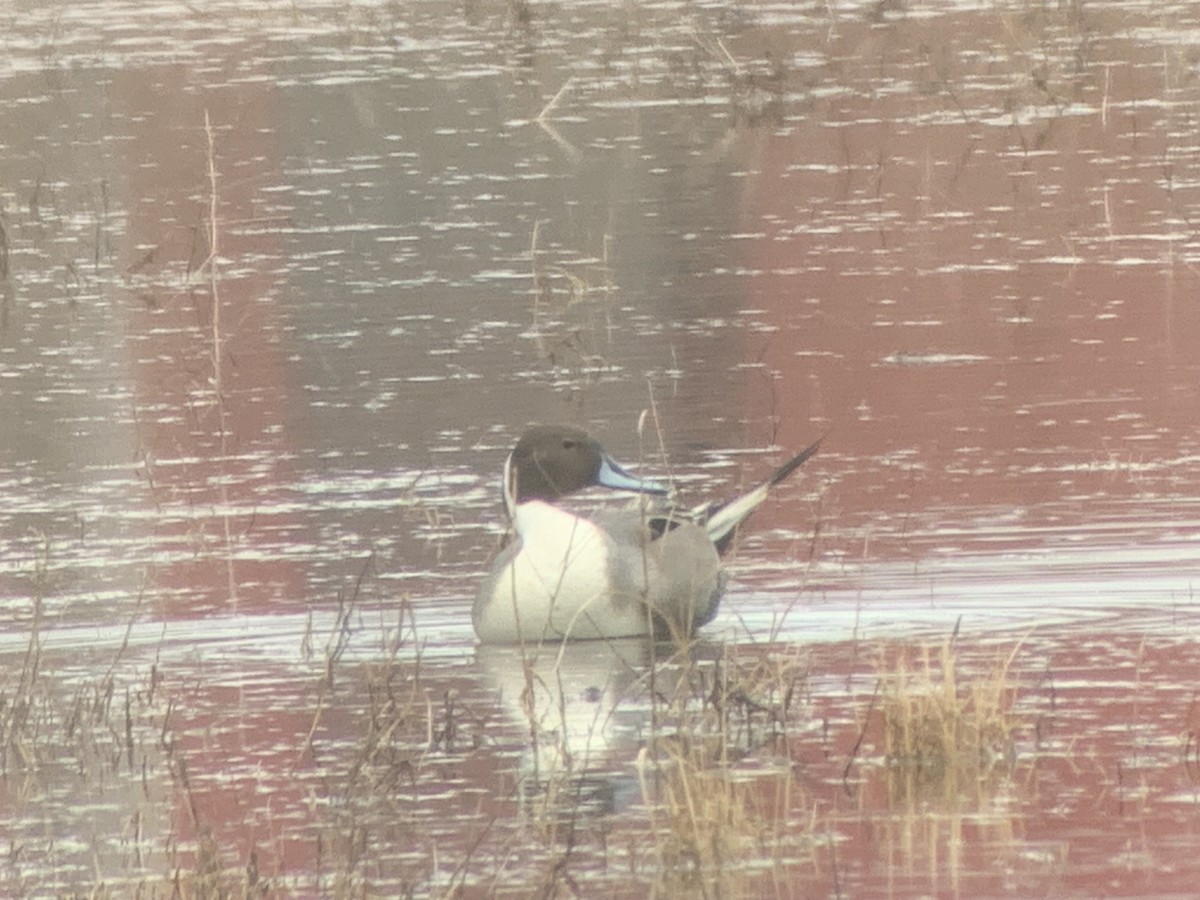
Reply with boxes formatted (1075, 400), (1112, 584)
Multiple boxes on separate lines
(472, 424), (821, 644)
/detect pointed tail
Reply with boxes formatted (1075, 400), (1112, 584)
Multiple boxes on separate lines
(705, 435), (823, 554)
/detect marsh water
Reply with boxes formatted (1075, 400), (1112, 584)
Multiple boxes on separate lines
(3, 0), (1200, 895)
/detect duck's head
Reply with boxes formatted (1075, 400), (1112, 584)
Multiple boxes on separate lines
(504, 424), (667, 511)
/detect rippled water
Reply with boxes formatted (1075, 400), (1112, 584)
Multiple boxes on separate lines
(3, 0), (1200, 895)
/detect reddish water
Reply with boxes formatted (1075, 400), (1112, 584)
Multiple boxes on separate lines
(2, 0), (1200, 896)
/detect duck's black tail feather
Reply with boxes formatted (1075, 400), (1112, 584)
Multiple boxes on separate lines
(707, 434), (824, 555)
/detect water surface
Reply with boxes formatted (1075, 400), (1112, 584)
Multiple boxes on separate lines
(2, 0), (1200, 895)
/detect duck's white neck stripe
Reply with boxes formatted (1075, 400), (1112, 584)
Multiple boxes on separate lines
(502, 451), (518, 519)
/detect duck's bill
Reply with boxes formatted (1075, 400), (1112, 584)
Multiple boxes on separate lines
(597, 456), (668, 495)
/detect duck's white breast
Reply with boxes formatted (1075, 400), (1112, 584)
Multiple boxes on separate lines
(473, 501), (651, 642)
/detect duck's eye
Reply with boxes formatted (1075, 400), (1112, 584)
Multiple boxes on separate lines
(562, 439), (576, 450)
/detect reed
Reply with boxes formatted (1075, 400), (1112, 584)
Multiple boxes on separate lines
(880, 637), (1020, 800)
(630, 640), (811, 889)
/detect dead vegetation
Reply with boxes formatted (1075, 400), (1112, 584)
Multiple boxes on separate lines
(634, 644), (809, 886)
(0, 526), (1034, 898)
(879, 637), (1021, 805)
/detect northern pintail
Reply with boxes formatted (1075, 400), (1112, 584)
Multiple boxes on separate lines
(472, 424), (821, 644)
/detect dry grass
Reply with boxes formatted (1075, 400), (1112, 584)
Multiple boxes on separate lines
(627, 640), (812, 889)
(0, 544), (1036, 899)
(298, 634), (818, 896)
(879, 638), (1021, 802)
